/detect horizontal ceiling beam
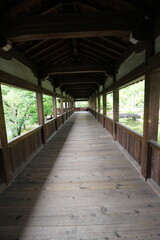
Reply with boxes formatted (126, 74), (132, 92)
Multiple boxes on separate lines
(61, 86), (98, 93)
(1, 12), (141, 42)
(53, 77), (105, 88)
(47, 63), (113, 75)
(61, 84), (98, 90)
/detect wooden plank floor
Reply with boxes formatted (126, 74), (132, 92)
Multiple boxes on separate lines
(0, 112), (160, 240)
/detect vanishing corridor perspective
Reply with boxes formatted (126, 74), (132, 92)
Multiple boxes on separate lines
(0, 112), (160, 240)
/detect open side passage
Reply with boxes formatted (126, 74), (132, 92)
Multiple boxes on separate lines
(0, 112), (160, 240)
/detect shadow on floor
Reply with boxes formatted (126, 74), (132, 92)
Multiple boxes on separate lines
(0, 113), (77, 240)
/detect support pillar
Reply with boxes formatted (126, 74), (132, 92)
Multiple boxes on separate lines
(53, 96), (57, 119)
(60, 97), (64, 115)
(65, 99), (67, 112)
(97, 96), (100, 121)
(103, 88), (106, 128)
(98, 96), (100, 113)
(36, 92), (46, 144)
(0, 84), (13, 184)
(113, 88), (119, 140)
(141, 70), (160, 179)
(94, 98), (96, 117)
(73, 100), (75, 109)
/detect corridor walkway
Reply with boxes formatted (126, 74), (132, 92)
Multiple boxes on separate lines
(0, 112), (160, 240)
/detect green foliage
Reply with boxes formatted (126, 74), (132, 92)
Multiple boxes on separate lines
(75, 101), (88, 107)
(119, 81), (144, 115)
(43, 95), (53, 119)
(2, 85), (38, 139)
(119, 81), (144, 134)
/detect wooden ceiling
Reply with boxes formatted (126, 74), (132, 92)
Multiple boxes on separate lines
(0, 0), (159, 99)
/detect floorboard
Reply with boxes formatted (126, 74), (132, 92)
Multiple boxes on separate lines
(0, 112), (160, 240)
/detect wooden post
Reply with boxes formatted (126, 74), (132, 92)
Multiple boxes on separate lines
(141, 70), (160, 179)
(60, 97), (64, 114)
(98, 96), (100, 112)
(53, 96), (57, 118)
(53, 96), (57, 130)
(103, 86), (106, 128)
(69, 101), (71, 109)
(97, 96), (100, 121)
(113, 88), (119, 140)
(73, 100), (75, 109)
(94, 98), (96, 116)
(65, 99), (67, 112)
(36, 92), (46, 144)
(0, 84), (13, 184)
(103, 94), (106, 116)
(70, 101), (72, 109)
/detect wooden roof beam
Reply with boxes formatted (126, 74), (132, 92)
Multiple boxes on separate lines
(41, 50), (72, 65)
(80, 52), (104, 63)
(46, 63), (113, 75)
(53, 77), (104, 88)
(33, 43), (71, 63)
(84, 38), (122, 55)
(76, 1), (100, 12)
(101, 37), (127, 49)
(61, 85), (98, 92)
(80, 48), (115, 64)
(2, 12), (142, 42)
(79, 41), (118, 60)
(30, 39), (65, 59)
(23, 40), (48, 55)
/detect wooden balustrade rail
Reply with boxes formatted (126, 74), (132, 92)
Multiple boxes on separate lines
(104, 116), (113, 135)
(75, 107), (88, 111)
(88, 107), (160, 188)
(8, 126), (43, 174)
(44, 118), (56, 140)
(149, 140), (160, 186)
(116, 122), (143, 166)
(8, 125), (43, 148)
(0, 109), (74, 183)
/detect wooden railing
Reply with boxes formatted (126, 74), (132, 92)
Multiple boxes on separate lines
(95, 111), (99, 120)
(63, 112), (67, 122)
(89, 107), (160, 188)
(0, 109), (75, 182)
(104, 116), (113, 135)
(98, 113), (103, 125)
(116, 122), (143, 166)
(56, 115), (63, 130)
(45, 118), (57, 140)
(8, 126), (43, 173)
(149, 140), (160, 186)
(88, 108), (143, 166)
(75, 107), (88, 111)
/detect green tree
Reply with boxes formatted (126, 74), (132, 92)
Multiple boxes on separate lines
(43, 95), (53, 120)
(119, 81), (144, 115)
(2, 85), (38, 138)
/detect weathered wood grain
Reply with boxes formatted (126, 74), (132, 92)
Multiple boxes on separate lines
(0, 112), (160, 240)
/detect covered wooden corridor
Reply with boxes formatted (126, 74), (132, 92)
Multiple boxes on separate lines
(0, 112), (160, 240)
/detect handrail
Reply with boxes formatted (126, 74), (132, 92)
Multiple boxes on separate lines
(44, 118), (56, 125)
(56, 114), (63, 118)
(104, 115), (113, 121)
(149, 140), (160, 151)
(8, 125), (42, 147)
(116, 122), (143, 141)
(88, 108), (143, 141)
(98, 112), (103, 116)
